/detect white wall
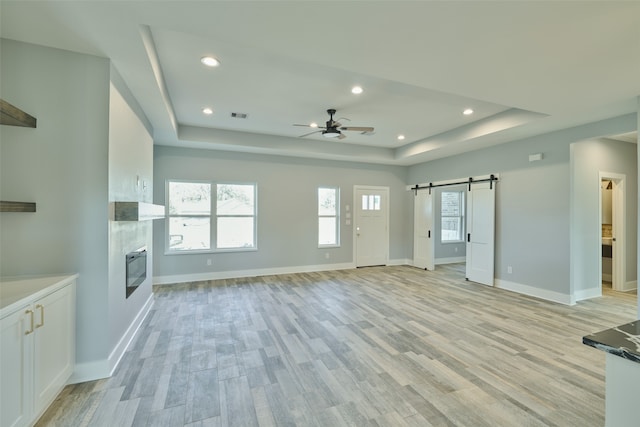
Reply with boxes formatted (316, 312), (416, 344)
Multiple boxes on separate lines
(153, 146), (411, 282)
(0, 40), (111, 364)
(570, 138), (637, 299)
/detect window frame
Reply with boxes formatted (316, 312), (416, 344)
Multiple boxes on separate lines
(165, 179), (257, 254)
(440, 190), (465, 244)
(215, 182), (258, 251)
(318, 186), (340, 248)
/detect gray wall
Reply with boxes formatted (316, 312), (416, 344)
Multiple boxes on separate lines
(408, 114), (637, 301)
(107, 71), (154, 367)
(571, 138), (637, 296)
(153, 146), (411, 280)
(1, 39), (155, 380)
(1, 40), (110, 364)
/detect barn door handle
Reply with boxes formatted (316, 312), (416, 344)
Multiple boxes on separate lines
(428, 230), (431, 238)
(467, 233), (471, 243)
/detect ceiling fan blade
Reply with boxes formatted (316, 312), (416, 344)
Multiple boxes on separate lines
(338, 133), (347, 140)
(341, 126), (374, 132)
(298, 130), (322, 138)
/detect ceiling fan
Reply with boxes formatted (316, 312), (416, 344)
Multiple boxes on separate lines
(294, 109), (374, 139)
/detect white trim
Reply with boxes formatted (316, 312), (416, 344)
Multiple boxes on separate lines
(69, 359), (109, 385)
(574, 287), (602, 301)
(69, 293), (154, 384)
(435, 256), (466, 265)
(599, 171), (626, 292)
(108, 294), (154, 375)
(388, 258), (412, 266)
(623, 280), (637, 292)
(495, 279), (574, 305)
(154, 262), (355, 285)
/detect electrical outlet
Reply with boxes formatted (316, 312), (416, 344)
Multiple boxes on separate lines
(207, 258), (212, 266)
(507, 265), (512, 274)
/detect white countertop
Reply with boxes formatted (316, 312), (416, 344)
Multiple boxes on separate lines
(0, 274), (78, 318)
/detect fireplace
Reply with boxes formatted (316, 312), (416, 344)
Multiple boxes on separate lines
(125, 246), (146, 298)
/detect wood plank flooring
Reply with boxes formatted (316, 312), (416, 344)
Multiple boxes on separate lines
(37, 264), (637, 427)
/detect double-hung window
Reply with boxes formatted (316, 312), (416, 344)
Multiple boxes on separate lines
(441, 190), (465, 242)
(318, 187), (339, 247)
(167, 180), (256, 252)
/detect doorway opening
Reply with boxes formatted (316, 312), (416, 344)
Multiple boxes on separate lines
(599, 172), (626, 293)
(411, 174), (497, 286)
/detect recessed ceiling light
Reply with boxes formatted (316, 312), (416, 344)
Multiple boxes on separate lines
(463, 108), (474, 115)
(351, 86), (363, 95)
(310, 122), (318, 128)
(202, 107), (213, 115)
(397, 134), (405, 141)
(200, 56), (220, 67)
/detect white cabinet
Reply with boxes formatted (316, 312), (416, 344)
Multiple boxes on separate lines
(1, 306), (31, 427)
(0, 275), (76, 427)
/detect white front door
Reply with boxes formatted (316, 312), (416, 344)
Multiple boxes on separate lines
(466, 182), (495, 286)
(355, 186), (389, 267)
(413, 190), (434, 270)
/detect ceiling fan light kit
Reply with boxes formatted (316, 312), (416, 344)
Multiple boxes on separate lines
(322, 129), (342, 138)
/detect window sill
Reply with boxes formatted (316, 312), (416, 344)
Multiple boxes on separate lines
(165, 247), (258, 255)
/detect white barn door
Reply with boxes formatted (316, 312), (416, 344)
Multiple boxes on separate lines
(413, 190), (434, 270)
(355, 186), (389, 267)
(466, 182), (495, 286)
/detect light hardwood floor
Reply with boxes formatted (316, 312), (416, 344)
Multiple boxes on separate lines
(37, 264), (637, 427)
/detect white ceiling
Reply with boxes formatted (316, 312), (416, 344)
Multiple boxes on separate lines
(1, 1), (638, 165)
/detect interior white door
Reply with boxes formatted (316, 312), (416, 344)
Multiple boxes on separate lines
(466, 182), (495, 286)
(355, 186), (389, 267)
(413, 190), (434, 270)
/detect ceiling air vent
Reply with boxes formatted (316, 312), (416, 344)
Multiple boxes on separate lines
(231, 112), (247, 119)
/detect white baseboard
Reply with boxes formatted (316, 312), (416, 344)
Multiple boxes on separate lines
(69, 293), (154, 384)
(435, 256), (466, 265)
(69, 359), (110, 385)
(574, 287), (602, 302)
(389, 258), (412, 266)
(154, 262), (356, 285)
(495, 279), (573, 305)
(623, 280), (637, 292)
(108, 293), (154, 375)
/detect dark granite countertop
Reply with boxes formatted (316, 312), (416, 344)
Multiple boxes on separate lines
(583, 321), (640, 364)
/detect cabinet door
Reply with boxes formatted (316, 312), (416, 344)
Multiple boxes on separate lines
(1, 307), (32, 427)
(33, 284), (74, 415)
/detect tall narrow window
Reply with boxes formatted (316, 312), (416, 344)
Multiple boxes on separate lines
(318, 187), (339, 246)
(217, 183), (256, 249)
(441, 191), (464, 242)
(168, 181), (212, 251)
